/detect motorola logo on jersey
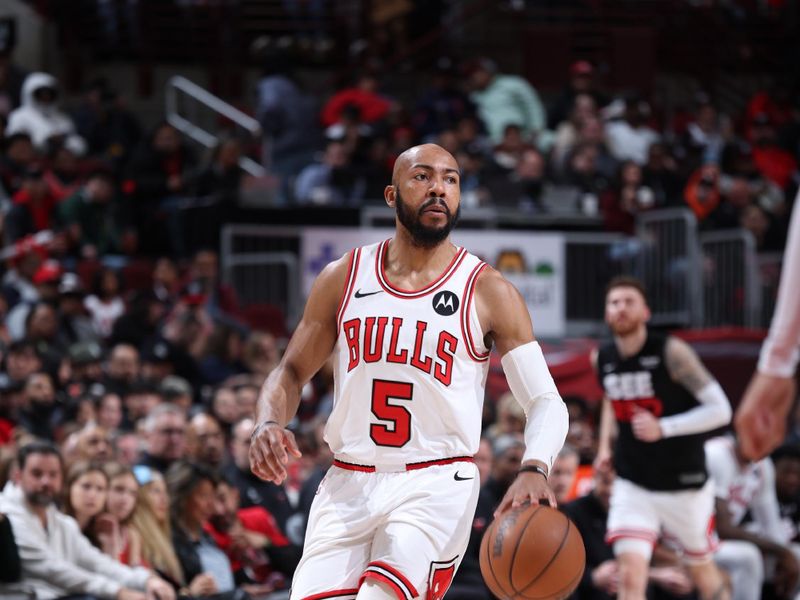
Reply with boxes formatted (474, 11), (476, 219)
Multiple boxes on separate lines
(432, 291), (459, 316)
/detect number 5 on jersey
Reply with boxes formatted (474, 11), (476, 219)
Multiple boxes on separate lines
(371, 379), (413, 447)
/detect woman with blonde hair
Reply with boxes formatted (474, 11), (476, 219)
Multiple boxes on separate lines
(130, 465), (217, 596)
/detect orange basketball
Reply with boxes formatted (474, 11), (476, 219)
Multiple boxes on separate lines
(479, 504), (585, 600)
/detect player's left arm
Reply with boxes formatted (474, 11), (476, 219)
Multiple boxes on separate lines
(656, 336), (731, 438)
(475, 266), (569, 512)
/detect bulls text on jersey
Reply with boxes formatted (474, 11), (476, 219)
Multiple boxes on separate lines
(342, 316), (458, 386)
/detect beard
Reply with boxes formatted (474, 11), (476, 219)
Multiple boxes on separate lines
(395, 188), (460, 248)
(25, 490), (56, 507)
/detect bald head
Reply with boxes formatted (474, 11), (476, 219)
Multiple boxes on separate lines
(391, 144), (458, 186)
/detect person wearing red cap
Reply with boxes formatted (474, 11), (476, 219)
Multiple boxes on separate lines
(549, 59), (609, 130)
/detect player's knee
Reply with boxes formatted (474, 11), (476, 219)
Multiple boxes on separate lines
(616, 550), (649, 594)
(356, 580), (398, 600)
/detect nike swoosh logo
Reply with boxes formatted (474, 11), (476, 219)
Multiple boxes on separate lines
(454, 472), (474, 481)
(354, 289), (383, 298)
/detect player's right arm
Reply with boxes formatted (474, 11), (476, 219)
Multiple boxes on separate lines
(249, 254), (351, 484)
(590, 348), (616, 472)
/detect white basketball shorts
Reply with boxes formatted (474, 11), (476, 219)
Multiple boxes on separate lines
(606, 477), (718, 564)
(291, 457), (481, 600)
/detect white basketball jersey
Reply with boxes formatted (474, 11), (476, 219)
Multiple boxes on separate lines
(327, 239), (491, 466)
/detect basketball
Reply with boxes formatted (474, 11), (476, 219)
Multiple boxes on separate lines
(479, 504), (585, 600)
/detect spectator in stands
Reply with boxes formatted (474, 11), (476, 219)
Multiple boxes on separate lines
(25, 301), (64, 371)
(6, 72), (80, 152)
(6, 259), (61, 341)
(551, 444), (580, 505)
(104, 342), (141, 397)
(167, 460), (237, 597)
(466, 58), (547, 149)
(64, 460), (109, 543)
(186, 412), (227, 471)
(17, 371), (62, 441)
(138, 403), (187, 474)
(549, 60), (608, 130)
(159, 375), (194, 413)
(1, 241), (44, 314)
(184, 248), (240, 320)
(121, 379), (162, 431)
(242, 331), (280, 383)
(152, 256), (181, 306)
(110, 289), (168, 350)
(101, 462), (144, 565)
(321, 72), (393, 130)
(55, 273), (95, 348)
(642, 142), (683, 207)
(5, 164), (60, 245)
(772, 445), (800, 546)
(211, 385), (240, 436)
(96, 391), (124, 432)
(679, 94), (729, 173)
(58, 167), (136, 261)
(683, 163), (722, 223)
(125, 121), (198, 255)
(43, 136), (87, 203)
(254, 54), (320, 197)
(601, 161), (657, 234)
(563, 142), (612, 202)
(551, 93), (599, 169)
(200, 323), (249, 386)
(605, 96), (660, 165)
(208, 475), (300, 593)
(193, 135), (244, 221)
(84, 266), (126, 339)
(413, 56), (476, 140)
(224, 417), (295, 535)
(0, 19), (26, 117)
(294, 140), (366, 206)
(0, 132), (37, 201)
(749, 112), (798, 191)
(3, 339), (41, 385)
(72, 78), (142, 173)
(706, 435), (799, 600)
(68, 339), (104, 386)
(68, 422), (114, 464)
(0, 441), (175, 600)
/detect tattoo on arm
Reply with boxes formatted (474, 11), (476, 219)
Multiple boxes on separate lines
(665, 337), (713, 394)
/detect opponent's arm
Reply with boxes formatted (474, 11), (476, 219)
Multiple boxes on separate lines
(591, 348), (616, 472)
(651, 337), (731, 438)
(476, 267), (569, 511)
(250, 254), (350, 483)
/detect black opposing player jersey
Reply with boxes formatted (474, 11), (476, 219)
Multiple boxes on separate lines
(597, 331), (707, 491)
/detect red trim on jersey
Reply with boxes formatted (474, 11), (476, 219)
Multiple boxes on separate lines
(460, 262), (490, 362)
(336, 248), (361, 334)
(605, 527), (658, 545)
(333, 459), (376, 472)
(361, 561), (419, 600)
(333, 456), (474, 472)
(405, 456), (475, 470)
(375, 239), (467, 298)
(301, 588), (359, 600)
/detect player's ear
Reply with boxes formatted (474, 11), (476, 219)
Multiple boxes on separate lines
(385, 184), (397, 208)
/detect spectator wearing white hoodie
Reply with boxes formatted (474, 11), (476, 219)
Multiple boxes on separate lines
(6, 72), (80, 152)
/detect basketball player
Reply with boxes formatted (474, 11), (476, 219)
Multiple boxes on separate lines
(593, 276), (732, 600)
(249, 144), (569, 600)
(736, 198), (800, 460)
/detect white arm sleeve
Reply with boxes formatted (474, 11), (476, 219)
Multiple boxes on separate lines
(501, 341), (569, 470)
(659, 381), (732, 438)
(759, 197), (800, 377)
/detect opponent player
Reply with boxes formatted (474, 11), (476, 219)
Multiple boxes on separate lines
(593, 276), (732, 600)
(249, 143), (569, 600)
(736, 197), (800, 460)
